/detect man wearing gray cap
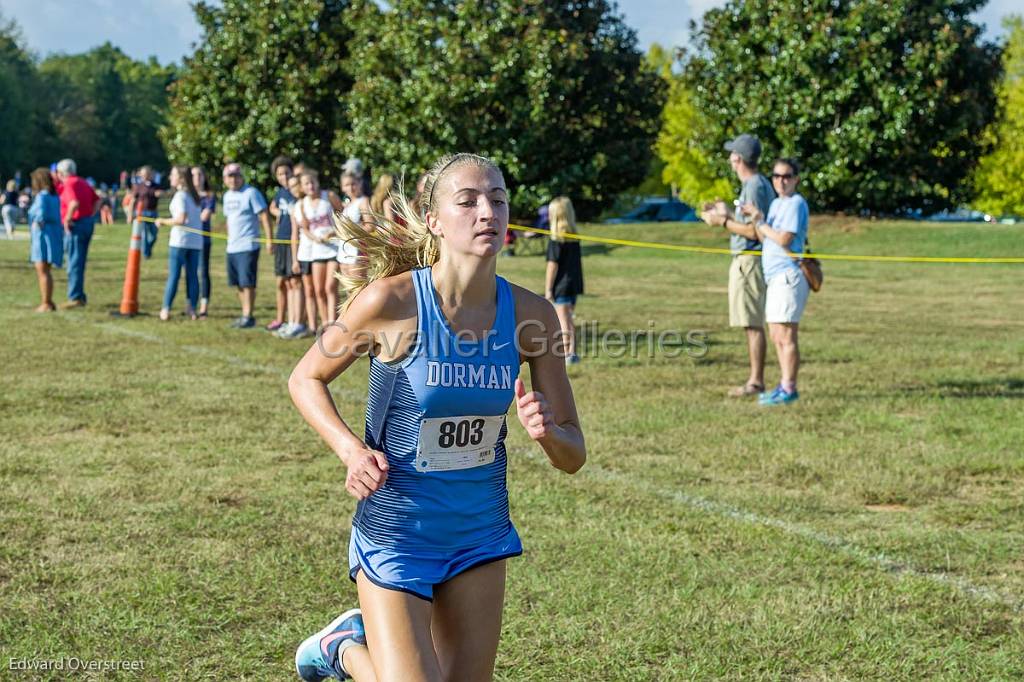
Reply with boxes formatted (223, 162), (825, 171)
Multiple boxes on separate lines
(700, 133), (775, 397)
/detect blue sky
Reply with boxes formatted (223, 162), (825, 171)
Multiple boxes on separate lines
(3, 0), (1018, 65)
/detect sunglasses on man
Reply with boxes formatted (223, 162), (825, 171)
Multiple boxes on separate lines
(772, 173), (796, 180)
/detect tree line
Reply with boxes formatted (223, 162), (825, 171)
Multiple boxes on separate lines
(1, 2), (1021, 217)
(160, 0), (664, 219)
(659, 1), (1023, 217)
(0, 16), (174, 184)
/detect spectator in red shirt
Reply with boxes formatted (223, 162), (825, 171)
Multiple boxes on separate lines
(57, 158), (99, 308)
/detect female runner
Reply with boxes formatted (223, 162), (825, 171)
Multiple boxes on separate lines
(290, 153), (585, 681)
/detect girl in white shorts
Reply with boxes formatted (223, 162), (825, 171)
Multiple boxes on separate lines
(300, 170), (340, 325)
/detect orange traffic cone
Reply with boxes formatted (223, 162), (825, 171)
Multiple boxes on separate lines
(117, 211), (144, 316)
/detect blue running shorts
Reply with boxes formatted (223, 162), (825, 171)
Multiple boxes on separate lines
(347, 525), (523, 601)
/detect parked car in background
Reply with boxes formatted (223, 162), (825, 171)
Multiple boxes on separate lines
(605, 197), (698, 224)
(924, 208), (990, 222)
(895, 207), (1019, 223)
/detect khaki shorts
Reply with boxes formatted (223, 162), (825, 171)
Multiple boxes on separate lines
(728, 255), (766, 328)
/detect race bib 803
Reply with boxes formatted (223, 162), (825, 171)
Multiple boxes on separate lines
(415, 415), (505, 472)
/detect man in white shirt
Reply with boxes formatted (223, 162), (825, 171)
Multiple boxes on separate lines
(221, 163), (273, 328)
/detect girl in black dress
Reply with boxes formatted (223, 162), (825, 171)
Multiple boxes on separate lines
(544, 196), (584, 365)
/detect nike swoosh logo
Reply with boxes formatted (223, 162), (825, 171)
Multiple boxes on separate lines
(320, 630), (359, 657)
(493, 342), (510, 350)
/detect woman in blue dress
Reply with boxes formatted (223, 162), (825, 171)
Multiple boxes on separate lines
(27, 168), (64, 312)
(290, 153), (586, 682)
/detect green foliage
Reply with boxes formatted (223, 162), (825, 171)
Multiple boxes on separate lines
(657, 78), (733, 206)
(162, 0), (355, 190)
(0, 11), (174, 183)
(340, 0), (665, 219)
(645, 43), (730, 207)
(973, 16), (1024, 217)
(616, 44), (679, 202)
(37, 44), (175, 181)
(117, 53), (178, 172)
(644, 42), (675, 80)
(630, 156), (672, 198)
(35, 61), (108, 176)
(683, 0), (1001, 212)
(0, 17), (43, 179)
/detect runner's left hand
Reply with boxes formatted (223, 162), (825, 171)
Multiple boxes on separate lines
(515, 378), (554, 441)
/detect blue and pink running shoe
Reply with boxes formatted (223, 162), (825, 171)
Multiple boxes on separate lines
(295, 608), (365, 681)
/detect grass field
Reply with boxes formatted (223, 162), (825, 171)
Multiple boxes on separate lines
(1, 217), (1022, 680)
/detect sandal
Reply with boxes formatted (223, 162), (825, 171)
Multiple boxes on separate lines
(728, 382), (764, 398)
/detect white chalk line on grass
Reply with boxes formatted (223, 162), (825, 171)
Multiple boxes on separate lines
(98, 323), (290, 378)
(517, 449), (1023, 613)
(93, 321), (365, 402)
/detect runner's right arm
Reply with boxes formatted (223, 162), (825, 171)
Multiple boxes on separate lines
(289, 277), (417, 499)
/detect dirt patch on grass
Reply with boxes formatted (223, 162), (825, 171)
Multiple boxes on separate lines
(812, 214), (866, 234)
(864, 503), (910, 512)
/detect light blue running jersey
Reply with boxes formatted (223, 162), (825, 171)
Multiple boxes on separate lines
(353, 267), (521, 552)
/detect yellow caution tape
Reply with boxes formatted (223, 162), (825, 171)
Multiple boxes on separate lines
(134, 215), (293, 245)
(508, 224), (1024, 265)
(132, 215), (1024, 264)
